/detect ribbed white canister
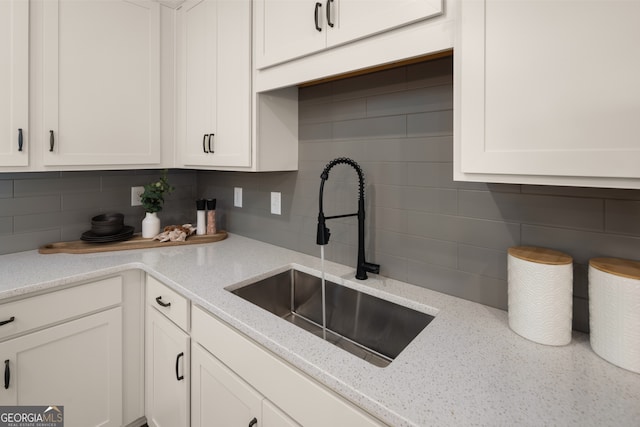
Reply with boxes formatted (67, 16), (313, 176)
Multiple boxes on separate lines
(589, 258), (640, 373)
(508, 246), (573, 346)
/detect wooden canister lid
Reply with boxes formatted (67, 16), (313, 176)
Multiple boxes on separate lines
(589, 257), (640, 280)
(508, 246), (572, 265)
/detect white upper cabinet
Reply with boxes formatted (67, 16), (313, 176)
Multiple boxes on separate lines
(455, 0), (640, 188)
(0, 0), (28, 167)
(254, 0), (327, 69)
(255, 0), (444, 69)
(176, 0), (252, 168)
(41, 0), (161, 167)
(325, 0), (443, 47)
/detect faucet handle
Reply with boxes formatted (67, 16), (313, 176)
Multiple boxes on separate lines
(316, 222), (331, 245)
(363, 262), (380, 275)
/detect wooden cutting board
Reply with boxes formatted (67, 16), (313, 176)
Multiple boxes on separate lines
(39, 231), (228, 254)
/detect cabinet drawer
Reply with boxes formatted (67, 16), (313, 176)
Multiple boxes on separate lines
(0, 276), (123, 341)
(146, 276), (189, 332)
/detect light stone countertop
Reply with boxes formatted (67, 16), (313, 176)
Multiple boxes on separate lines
(1, 233), (638, 426)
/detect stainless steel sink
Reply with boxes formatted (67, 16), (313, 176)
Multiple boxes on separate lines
(228, 269), (434, 367)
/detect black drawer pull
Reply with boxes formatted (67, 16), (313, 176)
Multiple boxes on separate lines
(208, 133), (214, 153)
(0, 317), (15, 327)
(18, 129), (23, 151)
(248, 417), (257, 427)
(155, 296), (171, 307)
(49, 130), (55, 152)
(314, 2), (322, 31)
(203, 134), (209, 153)
(326, 0), (334, 27)
(4, 360), (9, 389)
(175, 352), (184, 381)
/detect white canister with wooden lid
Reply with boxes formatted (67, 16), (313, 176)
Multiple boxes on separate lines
(589, 258), (640, 373)
(508, 246), (573, 345)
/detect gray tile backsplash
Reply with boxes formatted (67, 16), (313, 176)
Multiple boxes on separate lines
(0, 169), (197, 254)
(3, 56), (640, 333)
(196, 56), (640, 333)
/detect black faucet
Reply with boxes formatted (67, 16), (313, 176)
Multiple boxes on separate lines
(316, 157), (380, 280)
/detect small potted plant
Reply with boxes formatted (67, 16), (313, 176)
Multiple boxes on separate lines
(140, 170), (174, 238)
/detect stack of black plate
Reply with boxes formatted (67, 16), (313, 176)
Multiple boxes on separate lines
(81, 213), (134, 243)
(81, 225), (135, 243)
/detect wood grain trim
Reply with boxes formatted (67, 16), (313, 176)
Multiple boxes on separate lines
(39, 231), (228, 254)
(297, 49), (453, 88)
(590, 257), (640, 280)
(508, 246), (572, 265)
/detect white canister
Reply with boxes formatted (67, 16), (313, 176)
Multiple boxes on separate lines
(508, 246), (573, 346)
(589, 258), (640, 373)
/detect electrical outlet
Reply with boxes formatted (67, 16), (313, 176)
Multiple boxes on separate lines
(270, 192), (281, 215)
(131, 186), (144, 206)
(234, 187), (243, 208)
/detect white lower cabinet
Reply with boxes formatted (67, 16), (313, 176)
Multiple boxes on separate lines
(191, 305), (385, 427)
(145, 298), (190, 427)
(263, 399), (301, 427)
(192, 342), (261, 426)
(0, 308), (123, 426)
(0, 272), (144, 427)
(191, 342), (300, 427)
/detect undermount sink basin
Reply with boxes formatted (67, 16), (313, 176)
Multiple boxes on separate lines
(228, 269), (434, 367)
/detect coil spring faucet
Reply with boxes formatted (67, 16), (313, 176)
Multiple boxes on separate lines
(317, 157), (380, 280)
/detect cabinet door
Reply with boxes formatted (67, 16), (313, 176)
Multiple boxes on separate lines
(0, 308), (123, 427)
(326, 0), (443, 47)
(177, 0), (252, 168)
(42, 0), (160, 166)
(255, 0), (444, 69)
(146, 307), (190, 427)
(456, 0), (640, 184)
(191, 342), (262, 427)
(254, 0), (327, 69)
(263, 399), (301, 427)
(0, 0), (28, 167)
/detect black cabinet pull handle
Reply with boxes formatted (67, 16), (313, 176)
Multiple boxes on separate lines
(248, 418), (257, 427)
(208, 133), (214, 154)
(155, 296), (171, 307)
(49, 130), (54, 152)
(4, 360), (9, 389)
(175, 352), (184, 381)
(202, 134), (209, 153)
(18, 129), (23, 152)
(314, 2), (322, 31)
(0, 317), (15, 327)
(326, 0), (334, 27)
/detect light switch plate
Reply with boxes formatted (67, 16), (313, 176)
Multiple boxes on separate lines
(270, 192), (281, 215)
(234, 187), (243, 208)
(131, 186), (144, 206)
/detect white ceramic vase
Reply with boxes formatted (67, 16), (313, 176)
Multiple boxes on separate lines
(142, 212), (160, 238)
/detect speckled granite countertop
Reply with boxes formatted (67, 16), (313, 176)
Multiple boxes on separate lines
(1, 234), (638, 426)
